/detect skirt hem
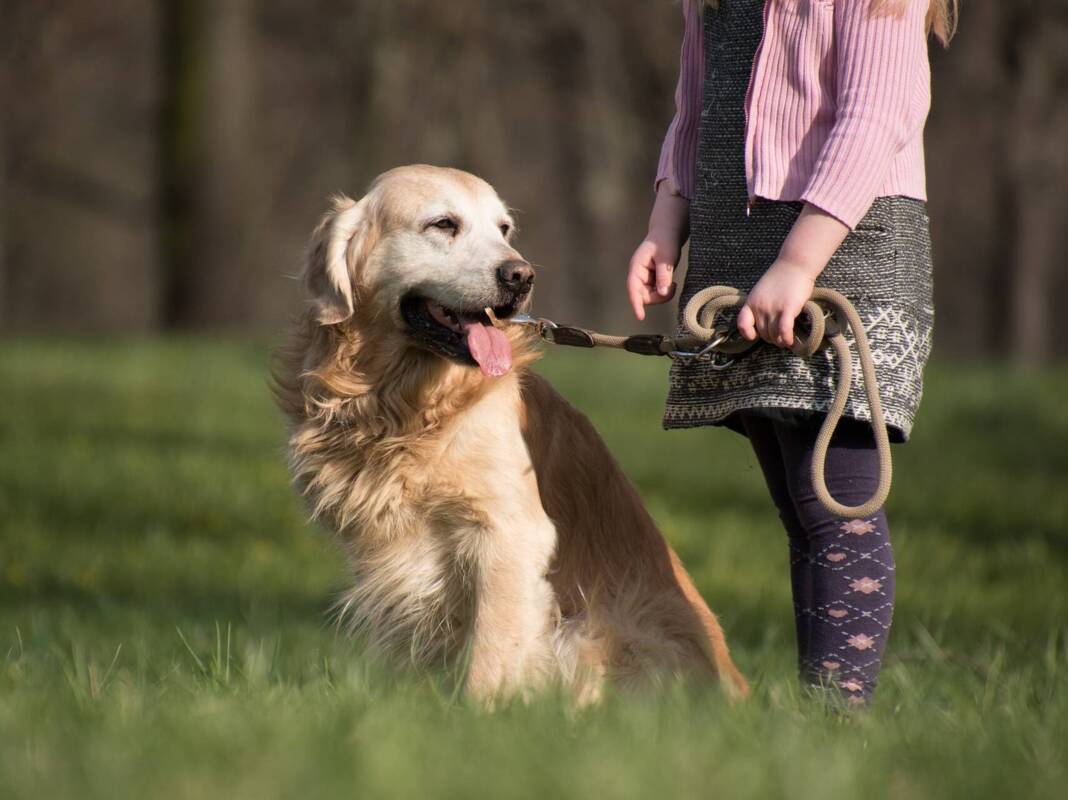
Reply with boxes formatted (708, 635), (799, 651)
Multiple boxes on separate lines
(662, 400), (912, 443)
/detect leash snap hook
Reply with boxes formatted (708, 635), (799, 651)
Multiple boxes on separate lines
(507, 313), (557, 340)
(667, 330), (732, 362)
(508, 313), (555, 329)
(821, 307), (844, 339)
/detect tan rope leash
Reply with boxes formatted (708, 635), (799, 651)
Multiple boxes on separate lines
(498, 286), (891, 519)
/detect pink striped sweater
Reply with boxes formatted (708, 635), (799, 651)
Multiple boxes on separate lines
(656, 0), (932, 230)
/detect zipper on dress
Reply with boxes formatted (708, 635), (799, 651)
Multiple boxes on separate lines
(743, 0), (772, 216)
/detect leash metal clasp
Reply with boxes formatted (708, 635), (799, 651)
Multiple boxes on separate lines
(668, 330), (736, 370)
(509, 313), (552, 328)
(508, 313), (557, 339)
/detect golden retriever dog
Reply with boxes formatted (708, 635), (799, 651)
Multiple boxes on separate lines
(275, 165), (747, 703)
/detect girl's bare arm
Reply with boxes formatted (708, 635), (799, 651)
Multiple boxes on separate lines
(737, 204), (849, 347)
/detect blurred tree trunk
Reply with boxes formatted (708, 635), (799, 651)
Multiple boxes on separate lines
(0, 57), (7, 328)
(1007, 8), (1068, 364)
(541, 19), (599, 324)
(157, 0), (194, 328)
(925, 2), (1006, 357)
(0, 0), (10, 328)
(159, 0), (259, 328)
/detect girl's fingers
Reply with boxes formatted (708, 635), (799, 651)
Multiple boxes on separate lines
(758, 313), (776, 345)
(752, 308), (778, 346)
(654, 262), (675, 297)
(627, 275), (647, 320)
(649, 285), (676, 306)
(741, 294), (810, 348)
(737, 304), (758, 341)
(626, 250), (648, 319)
(742, 306), (803, 347)
(628, 244), (679, 320)
(627, 260), (655, 320)
(777, 312), (795, 347)
(632, 275), (674, 315)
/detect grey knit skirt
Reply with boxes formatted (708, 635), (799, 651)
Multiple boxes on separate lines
(664, 198), (935, 442)
(662, 0), (934, 443)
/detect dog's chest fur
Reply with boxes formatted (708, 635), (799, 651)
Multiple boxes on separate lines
(291, 372), (555, 664)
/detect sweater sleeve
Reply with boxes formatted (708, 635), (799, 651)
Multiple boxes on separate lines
(654, 1), (704, 200)
(800, 0), (929, 229)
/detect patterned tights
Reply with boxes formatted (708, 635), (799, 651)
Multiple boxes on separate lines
(741, 413), (896, 704)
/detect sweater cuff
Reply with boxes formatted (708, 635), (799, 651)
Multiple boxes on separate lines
(655, 117), (692, 200)
(798, 188), (867, 231)
(654, 176), (684, 197)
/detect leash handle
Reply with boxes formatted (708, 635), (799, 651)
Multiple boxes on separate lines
(683, 286), (891, 519)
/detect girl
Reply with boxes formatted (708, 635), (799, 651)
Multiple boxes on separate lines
(626, 0), (956, 703)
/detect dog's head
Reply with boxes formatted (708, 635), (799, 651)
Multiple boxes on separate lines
(302, 165), (533, 377)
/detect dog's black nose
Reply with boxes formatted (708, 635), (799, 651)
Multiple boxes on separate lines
(496, 260), (535, 295)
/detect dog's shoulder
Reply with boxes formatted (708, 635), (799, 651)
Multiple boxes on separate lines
(517, 370), (618, 475)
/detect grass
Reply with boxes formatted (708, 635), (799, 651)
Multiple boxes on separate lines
(1, 336), (1066, 799)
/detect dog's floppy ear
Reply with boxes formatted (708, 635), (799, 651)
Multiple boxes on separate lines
(303, 194), (374, 325)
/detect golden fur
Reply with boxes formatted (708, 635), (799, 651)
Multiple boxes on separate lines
(274, 165), (747, 703)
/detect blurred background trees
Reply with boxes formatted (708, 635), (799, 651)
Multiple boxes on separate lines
(2, 0), (1066, 359)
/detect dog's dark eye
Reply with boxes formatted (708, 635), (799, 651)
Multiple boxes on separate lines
(499, 223), (511, 238)
(430, 217), (459, 234)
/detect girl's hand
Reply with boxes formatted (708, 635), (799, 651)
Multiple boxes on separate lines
(738, 203), (851, 347)
(736, 259), (816, 348)
(627, 188), (689, 321)
(627, 232), (680, 321)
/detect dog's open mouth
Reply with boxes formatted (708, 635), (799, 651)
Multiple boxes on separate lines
(400, 295), (522, 377)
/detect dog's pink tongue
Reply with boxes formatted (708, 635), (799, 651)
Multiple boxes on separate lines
(462, 319), (512, 377)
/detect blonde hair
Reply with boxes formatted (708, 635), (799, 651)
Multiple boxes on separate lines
(697, 0), (958, 46)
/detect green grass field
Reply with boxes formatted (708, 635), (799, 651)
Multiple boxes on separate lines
(1, 338), (1066, 799)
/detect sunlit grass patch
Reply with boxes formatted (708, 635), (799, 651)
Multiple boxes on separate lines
(1, 339), (1066, 799)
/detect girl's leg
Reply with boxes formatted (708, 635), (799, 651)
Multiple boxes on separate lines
(739, 414), (816, 674)
(773, 418), (896, 703)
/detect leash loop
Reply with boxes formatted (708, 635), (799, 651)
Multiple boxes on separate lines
(677, 286), (890, 518)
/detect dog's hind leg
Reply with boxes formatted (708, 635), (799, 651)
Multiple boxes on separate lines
(668, 548), (749, 699)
